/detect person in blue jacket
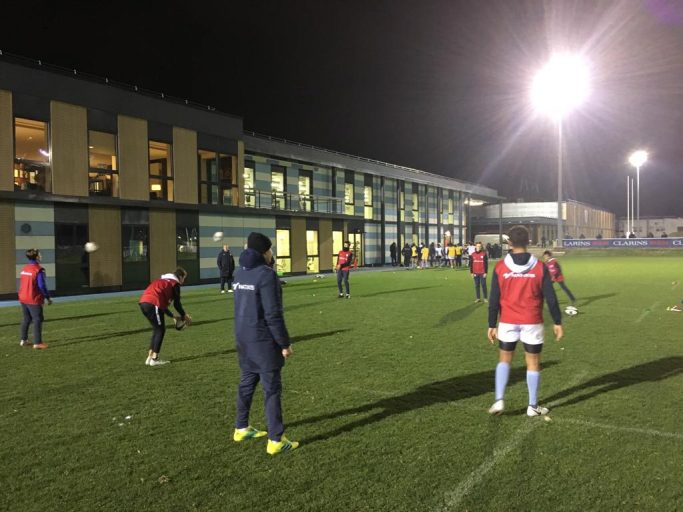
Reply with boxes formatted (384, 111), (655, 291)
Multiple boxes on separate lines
(232, 232), (299, 455)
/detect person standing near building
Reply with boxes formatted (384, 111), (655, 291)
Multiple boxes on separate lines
(470, 242), (489, 303)
(139, 267), (192, 366)
(542, 251), (576, 304)
(232, 232), (298, 455)
(217, 244), (236, 294)
(487, 226), (563, 417)
(454, 243), (463, 268)
(420, 243), (430, 269)
(389, 242), (397, 266)
(402, 243), (411, 268)
(335, 241), (353, 298)
(18, 249), (52, 350)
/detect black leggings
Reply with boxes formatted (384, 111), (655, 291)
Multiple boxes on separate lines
(140, 303), (166, 354)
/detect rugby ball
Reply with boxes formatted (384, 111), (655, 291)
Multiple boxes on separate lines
(174, 317), (188, 331)
(564, 306), (578, 316)
(84, 242), (99, 253)
(212, 231), (224, 242)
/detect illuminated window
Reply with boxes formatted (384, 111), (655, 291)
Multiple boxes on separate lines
(275, 229), (291, 274)
(448, 195), (454, 225)
(399, 187), (405, 222)
(299, 171), (312, 211)
(14, 118), (51, 192)
(244, 162), (255, 207)
(88, 131), (118, 197)
(344, 182), (354, 215)
(332, 230), (343, 268)
(306, 230), (319, 273)
(149, 141), (173, 201)
(364, 185), (373, 220)
(198, 150), (235, 205)
(272, 167), (286, 209)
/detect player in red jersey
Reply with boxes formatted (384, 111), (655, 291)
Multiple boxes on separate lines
(18, 249), (52, 349)
(138, 267), (192, 366)
(335, 241), (353, 299)
(542, 250), (576, 304)
(487, 226), (563, 417)
(469, 242), (489, 303)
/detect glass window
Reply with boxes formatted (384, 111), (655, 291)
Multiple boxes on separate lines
(176, 212), (199, 284)
(448, 195), (454, 224)
(14, 118), (51, 192)
(364, 185), (373, 220)
(275, 229), (291, 274)
(272, 167), (286, 209)
(198, 150), (218, 204)
(344, 182), (354, 215)
(244, 162), (255, 207)
(306, 230), (319, 273)
(299, 171), (312, 211)
(54, 205), (89, 293)
(219, 154), (235, 205)
(88, 131), (118, 197)
(332, 230), (343, 268)
(149, 141), (173, 201)
(412, 192), (419, 212)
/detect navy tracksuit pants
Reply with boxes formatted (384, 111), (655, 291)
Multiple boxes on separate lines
(20, 304), (44, 343)
(473, 274), (488, 300)
(236, 368), (284, 441)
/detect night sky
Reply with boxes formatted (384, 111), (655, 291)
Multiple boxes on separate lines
(2, 0), (683, 216)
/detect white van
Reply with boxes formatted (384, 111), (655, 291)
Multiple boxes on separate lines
(474, 234), (509, 251)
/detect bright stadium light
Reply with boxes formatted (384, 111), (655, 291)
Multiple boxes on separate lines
(531, 54), (590, 120)
(629, 149), (648, 228)
(531, 53), (590, 245)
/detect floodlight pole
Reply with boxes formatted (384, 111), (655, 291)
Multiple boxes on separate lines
(557, 121), (564, 245)
(636, 165), (640, 225)
(626, 176), (630, 236)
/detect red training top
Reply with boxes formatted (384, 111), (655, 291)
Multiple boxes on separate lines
(494, 258), (545, 324)
(545, 257), (564, 282)
(139, 277), (178, 309)
(470, 251), (487, 275)
(18, 263), (45, 305)
(336, 250), (353, 272)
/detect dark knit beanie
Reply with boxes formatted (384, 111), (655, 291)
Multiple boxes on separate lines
(247, 232), (272, 254)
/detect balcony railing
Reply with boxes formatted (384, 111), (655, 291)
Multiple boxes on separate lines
(243, 189), (347, 214)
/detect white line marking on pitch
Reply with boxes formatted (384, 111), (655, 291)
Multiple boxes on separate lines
(635, 302), (659, 323)
(437, 372), (587, 511)
(560, 418), (683, 440)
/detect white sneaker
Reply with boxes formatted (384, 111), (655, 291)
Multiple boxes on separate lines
(145, 356), (152, 366)
(527, 405), (549, 417)
(148, 358), (170, 366)
(20, 339), (32, 347)
(346, 294), (351, 299)
(228, 289), (234, 293)
(488, 399), (504, 415)
(220, 290), (226, 294)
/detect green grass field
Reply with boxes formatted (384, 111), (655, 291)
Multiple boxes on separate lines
(2, 254), (682, 511)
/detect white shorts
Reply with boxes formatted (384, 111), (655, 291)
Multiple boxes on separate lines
(497, 322), (544, 345)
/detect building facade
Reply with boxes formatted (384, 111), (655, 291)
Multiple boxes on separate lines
(617, 217), (683, 238)
(472, 200), (616, 244)
(0, 56), (500, 297)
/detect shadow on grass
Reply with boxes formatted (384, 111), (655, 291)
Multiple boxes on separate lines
(437, 303), (478, 327)
(172, 329), (351, 363)
(52, 318), (227, 347)
(292, 362), (558, 445)
(577, 293), (618, 306)
(0, 311), (126, 328)
(543, 356), (682, 409)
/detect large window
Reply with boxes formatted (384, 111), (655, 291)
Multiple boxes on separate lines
(176, 211), (199, 284)
(448, 194), (454, 225)
(244, 161), (255, 207)
(306, 230), (319, 273)
(399, 187), (405, 222)
(344, 182), (354, 216)
(218, 154), (236, 205)
(332, 230), (344, 268)
(364, 175), (373, 220)
(299, 170), (312, 211)
(149, 141), (173, 201)
(275, 229), (291, 274)
(272, 166), (286, 209)
(14, 118), (51, 192)
(412, 185), (419, 215)
(54, 205), (89, 293)
(198, 150), (218, 204)
(122, 209), (149, 289)
(88, 131), (118, 197)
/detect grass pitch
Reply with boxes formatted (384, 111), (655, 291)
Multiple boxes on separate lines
(1, 254), (682, 511)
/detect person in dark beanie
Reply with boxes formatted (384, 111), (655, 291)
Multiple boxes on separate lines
(217, 244), (236, 294)
(232, 232), (298, 455)
(18, 249), (52, 349)
(138, 267), (191, 366)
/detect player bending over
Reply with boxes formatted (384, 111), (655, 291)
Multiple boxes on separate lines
(487, 226), (563, 417)
(138, 267), (192, 366)
(542, 250), (576, 304)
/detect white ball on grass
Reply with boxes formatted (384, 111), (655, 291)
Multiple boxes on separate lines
(84, 242), (99, 253)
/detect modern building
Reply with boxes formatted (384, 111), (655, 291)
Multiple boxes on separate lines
(617, 217), (683, 238)
(0, 54), (501, 298)
(471, 200), (616, 244)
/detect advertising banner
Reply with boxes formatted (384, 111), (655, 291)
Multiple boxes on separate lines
(562, 238), (683, 249)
